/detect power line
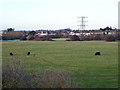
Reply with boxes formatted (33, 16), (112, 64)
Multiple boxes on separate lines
(77, 16), (88, 30)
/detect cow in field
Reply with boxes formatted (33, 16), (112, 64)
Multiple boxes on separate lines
(10, 52), (13, 56)
(27, 52), (30, 55)
(95, 52), (100, 56)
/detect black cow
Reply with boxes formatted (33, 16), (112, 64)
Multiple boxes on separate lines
(95, 52), (100, 56)
(27, 52), (30, 55)
(10, 52), (13, 56)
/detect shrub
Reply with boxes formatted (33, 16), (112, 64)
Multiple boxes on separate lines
(114, 33), (120, 41)
(0, 36), (2, 40)
(105, 35), (116, 41)
(2, 31), (23, 40)
(33, 70), (77, 88)
(93, 35), (102, 40)
(2, 35), (7, 40)
(34, 36), (53, 41)
(65, 39), (71, 41)
(81, 35), (91, 41)
(79, 34), (105, 41)
(26, 35), (35, 40)
(3, 58), (78, 88)
(90, 34), (105, 40)
(2, 59), (33, 88)
(42, 36), (52, 41)
(70, 35), (80, 41)
(28, 31), (36, 35)
(20, 35), (27, 40)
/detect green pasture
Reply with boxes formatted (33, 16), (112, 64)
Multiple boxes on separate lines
(2, 40), (118, 88)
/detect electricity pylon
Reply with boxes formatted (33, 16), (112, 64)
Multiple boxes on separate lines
(77, 16), (88, 30)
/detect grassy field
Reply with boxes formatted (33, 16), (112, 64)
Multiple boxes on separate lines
(2, 40), (118, 88)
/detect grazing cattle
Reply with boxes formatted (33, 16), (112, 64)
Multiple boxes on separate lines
(95, 52), (100, 56)
(10, 52), (13, 56)
(27, 52), (30, 55)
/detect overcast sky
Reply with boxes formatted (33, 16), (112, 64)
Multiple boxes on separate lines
(0, 0), (119, 30)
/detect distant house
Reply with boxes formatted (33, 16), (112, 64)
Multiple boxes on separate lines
(81, 31), (91, 36)
(69, 30), (120, 36)
(69, 32), (75, 35)
(41, 31), (48, 36)
(36, 31), (56, 36)
(48, 31), (56, 35)
(69, 30), (91, 36)
(69, 30), (81, 36)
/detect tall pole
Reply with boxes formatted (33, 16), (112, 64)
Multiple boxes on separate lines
(77, 16), (88, 30)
